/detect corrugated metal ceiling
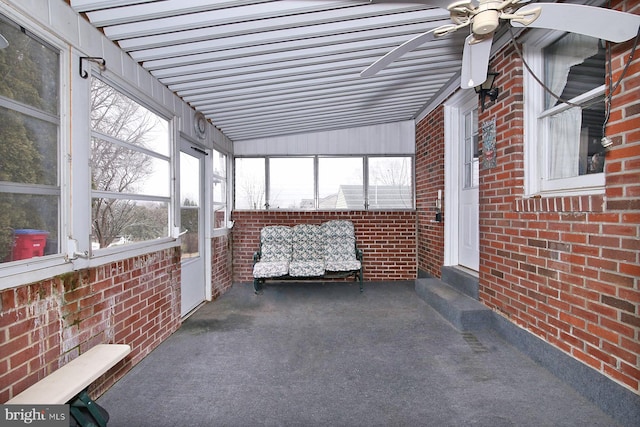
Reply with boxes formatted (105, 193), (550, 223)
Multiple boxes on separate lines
(70, 0), (470, 141)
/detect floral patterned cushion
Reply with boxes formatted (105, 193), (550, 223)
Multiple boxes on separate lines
(289, 260), (325, 277)
(322, 220), (361, 272)
(292, 224), (324, 261)
(259, 225), (292, 262)
(253, 261), (289, 279)
(253, 222), (362, 279)
(253, 226), (292, 279)
(325, 259), (361, 272)
(289, 224), (325, 276)
(322, 220), (361, 271)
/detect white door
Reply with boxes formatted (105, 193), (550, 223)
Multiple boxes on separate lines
(180, 144), (207, 316)
(458, 106), (480, 271)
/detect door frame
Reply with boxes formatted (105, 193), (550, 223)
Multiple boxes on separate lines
(443, 89), (478, 268)
(178, 135), (212, 316)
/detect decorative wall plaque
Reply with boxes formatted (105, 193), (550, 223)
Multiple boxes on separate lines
(482, 118), (497, 170)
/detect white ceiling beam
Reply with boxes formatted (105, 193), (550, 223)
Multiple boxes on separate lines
(147, 33), (430, 77)
(178, 64), (459, 108)
(219, 110), (419, 136)
(226, 118), (412, 141)
(143, 28), (456, 72)
(116, 3), (436, 50)
(205, 90), (438, 122)
(172, 57), (460, 97)
(159, 49), (386, 85)
(178, 61), (457, 102)
(125, 10), (448, 61)
(216, 108), (423, 140)
(157, 37), (463, 85)
(192, 79), (454, 117)
(85, 0), (275, 27)
(70, 0), (159, 13)
(75, 0), (468, 141)
(104, 2), (432, 40)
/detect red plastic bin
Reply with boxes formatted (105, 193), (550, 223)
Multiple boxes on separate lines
(10, 229), (50, 261)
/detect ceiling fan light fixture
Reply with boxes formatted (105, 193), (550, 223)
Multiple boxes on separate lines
(361, 0), (640, 91)
(472, 0), (502, 35)
(473, 11), (499, 34)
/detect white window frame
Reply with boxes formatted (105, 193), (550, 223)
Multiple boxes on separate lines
(84, 74), (178, 266)
(268, 156), (316, 210)
(0, 10), (71, 290)
(523, 30), (605, 197)
(211, 147), (230, 235)
(234, 157), (266, 210)
(318, 156), (365, 210)
(366, 156), (414, 210)
(233, 155), (415, 211)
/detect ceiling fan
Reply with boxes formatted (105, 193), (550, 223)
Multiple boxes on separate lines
(359, 0), (640, 89)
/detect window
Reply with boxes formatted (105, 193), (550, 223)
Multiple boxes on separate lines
(462, 109), (480, 190)
(318, 157), (364, 209)
(234, 157), (265, 209)
(0, 15), (60, 264)
(367, 157), (413, 209)
(525, 32), (606, 195)
(269, 157), (314, 209)
(90, 78), (171, 250)
(212, 149), (228, 229)
(234, 156), (413, 210)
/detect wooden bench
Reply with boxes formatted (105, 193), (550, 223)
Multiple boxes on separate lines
(7, 344), (131, 426)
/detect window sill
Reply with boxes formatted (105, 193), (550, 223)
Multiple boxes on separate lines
(0, 239), (182, 291)
(515, 193), (605, 213)
(0, 257), (73, 291)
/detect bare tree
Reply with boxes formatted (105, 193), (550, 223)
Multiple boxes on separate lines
(369, 158), (412, 208)
(239, 179), (265, 209)
(370, 158), (411, 186)
(90, 78), (161, 248)
(235, 159), (266, 209)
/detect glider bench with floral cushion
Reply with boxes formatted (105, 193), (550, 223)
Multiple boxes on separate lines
(252, 220), (363, 293)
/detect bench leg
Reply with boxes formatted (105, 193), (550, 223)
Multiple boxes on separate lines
(69, 389), (108, 427)
(253, 278), (262, 294)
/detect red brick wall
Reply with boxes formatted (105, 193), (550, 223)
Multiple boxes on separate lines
(0, 248), (182, 402)
(231, 211), (417, 283)
(413, 0), (640, 394)
(416, 106), (445, 277)
(212, 234), (233, 300)
(476, 0), (640, 393)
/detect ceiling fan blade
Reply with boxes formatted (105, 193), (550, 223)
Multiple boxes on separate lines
(512, 3), (640, 43)
(361, 28), (438, 77)
(460, 35), (493, 89)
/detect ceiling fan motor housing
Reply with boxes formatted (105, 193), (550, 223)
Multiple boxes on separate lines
(472, 0), (502, 35)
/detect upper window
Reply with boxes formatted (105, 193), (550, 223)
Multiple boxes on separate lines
(234, 156), (413, 210)
(367, 157), (413, 209)
(269, 157), (314, 209)
(90, 78), (171, 250)
(319, 157), (364, 209)
(462, 109), (479, 190)
(212, 149), (228, 229)
(525, 32), (606, 195)
(234, 157), (265, 210)
(0, 15), (60, 264)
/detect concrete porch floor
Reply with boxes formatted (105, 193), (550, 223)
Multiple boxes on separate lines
(98, 281), (622, 426)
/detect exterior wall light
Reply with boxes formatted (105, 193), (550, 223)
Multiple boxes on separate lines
(474, 72), (499, 111)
